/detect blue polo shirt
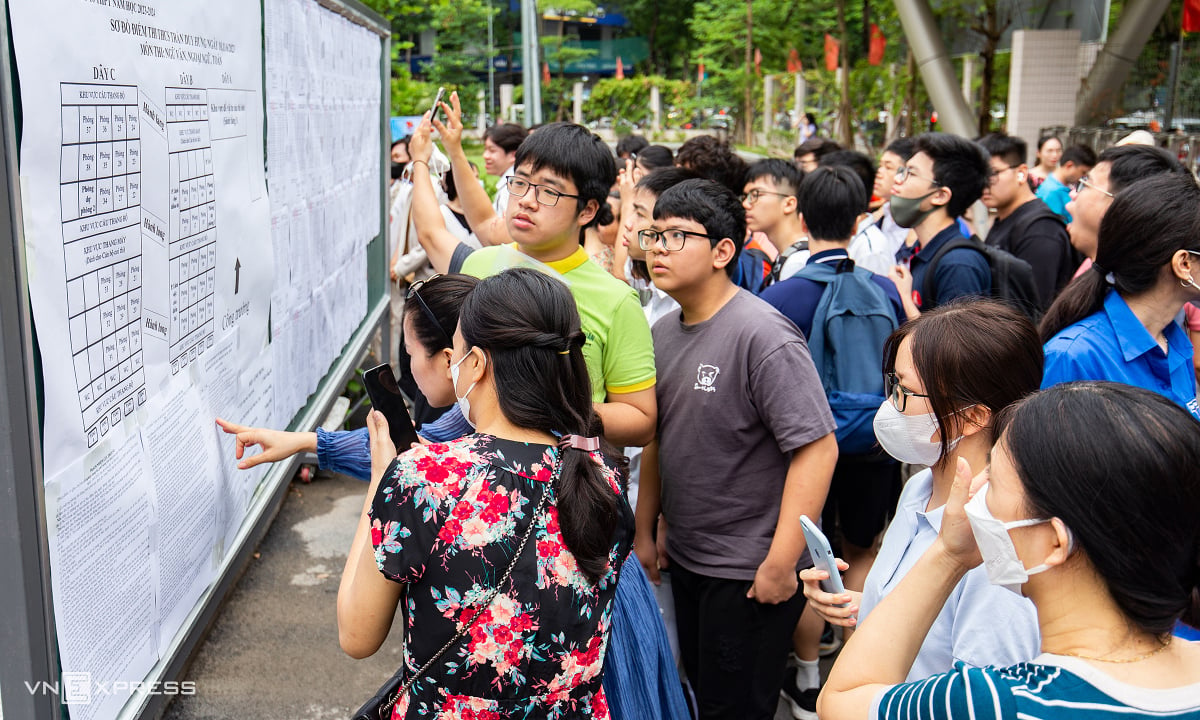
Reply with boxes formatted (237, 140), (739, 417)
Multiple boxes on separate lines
(759, 249), (906, 338)
(1042, 288), (1200, 419)
(907, 224), (991, 311)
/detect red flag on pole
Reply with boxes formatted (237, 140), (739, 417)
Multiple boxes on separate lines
(1184, 0), (1200, 33)
(754, 47), (762, 76)
(616, 56), (624, 79)
(869, 24), (886, 65)
(542, 61), (551, 85)
(824, 34), (839, 72)
(787, 48), (802, 74)
(698, 59), (705, 84)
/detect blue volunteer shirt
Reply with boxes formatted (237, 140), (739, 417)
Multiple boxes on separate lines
(1035, 173), (1072, 223)
(759, 249), (906, 338)
(1042, 288), (1200, 419)
(907, 223), (991, 311)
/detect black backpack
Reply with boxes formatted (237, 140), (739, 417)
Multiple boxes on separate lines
(920, 235), (1041, 321)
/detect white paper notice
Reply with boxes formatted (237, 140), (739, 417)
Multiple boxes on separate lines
(141, 385), (221, 651)
(45, 434), (157, 720)
(10, 0), (273, 481)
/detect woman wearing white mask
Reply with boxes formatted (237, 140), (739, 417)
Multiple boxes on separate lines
(800, 299), (1043, 681)
(817, 381), (1200, 719)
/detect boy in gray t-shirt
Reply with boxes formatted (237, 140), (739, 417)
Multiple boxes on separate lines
(634, 178), (837, 719)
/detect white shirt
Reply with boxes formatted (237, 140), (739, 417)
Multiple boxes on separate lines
(774, 238), (810, 282)
(848, 215), (903, 276)
(857, 468), (1041, 682)
(492, 165), (514, 217)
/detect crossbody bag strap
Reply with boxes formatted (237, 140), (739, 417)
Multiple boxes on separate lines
(382, 457), (558, 710)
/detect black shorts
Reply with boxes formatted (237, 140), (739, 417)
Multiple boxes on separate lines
(821, 452), (901, 549)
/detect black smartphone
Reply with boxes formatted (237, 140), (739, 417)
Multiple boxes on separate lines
(362, 364), (420, 450)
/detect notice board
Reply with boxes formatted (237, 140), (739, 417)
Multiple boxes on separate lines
(0, 0), (389, 717)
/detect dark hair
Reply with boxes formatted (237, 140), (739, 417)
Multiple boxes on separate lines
(1060, 144), (1097, 168)
(794, 137), (842, 161)
(653, 178), (746, 276)
(1036, 135), (1062, 152)
(675, 135), (749, 196)
(819, 150), (875, 210)
(979, 133), (1027, 167)
(913, 132), (990, 219)
(804, 112), (817, 126)
(1039, 173), (1200, 341)
(484, 123), (528, 153)
(391, 137), (410, 151)
(883, 298), (1043, 460)
(995, 382), (1200, 635)
(884, 137), (916, 162)
(514, 122), (617, 231)
(637, 144), (675, 171)
(458, 268), (626, 582)
(616, 134), (649, 158)
(745, 158), (804, 194)
(1099, 144), (1188, 194)
(797, 166), (867, 241)
(636, 166), (701, 196)
(443, 166), (461, 202)
(403, 274), (480, 356)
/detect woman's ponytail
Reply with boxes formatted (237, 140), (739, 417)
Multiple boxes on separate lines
(459, 268), (625, 582)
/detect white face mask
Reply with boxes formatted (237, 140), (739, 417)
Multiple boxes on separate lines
(872, 399), (949, 466)
(964, 483), (1063, 595)
(450, 348), (485, 429)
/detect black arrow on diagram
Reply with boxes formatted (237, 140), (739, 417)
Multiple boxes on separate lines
(234, 258), (241, 294)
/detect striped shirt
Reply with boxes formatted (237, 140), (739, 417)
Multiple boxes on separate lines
(873, 654), (1200, 719)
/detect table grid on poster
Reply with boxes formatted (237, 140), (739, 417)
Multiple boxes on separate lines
(166, 87), (217, 375)
(59, 82), (146, 448)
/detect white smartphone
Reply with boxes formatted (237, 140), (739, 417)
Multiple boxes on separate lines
(800, 515), (847, 599)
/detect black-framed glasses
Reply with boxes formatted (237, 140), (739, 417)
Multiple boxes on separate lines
(986, 165), (1015, 186)
(886, 372), (930, 412)
(1075, 175), (1113, 198)
(406, 274), (453, 346)
(506, 176), (580, 206)
(637, 227), (713, 252)
(741, 188), (793, 205)
(895, 165), (942, 187)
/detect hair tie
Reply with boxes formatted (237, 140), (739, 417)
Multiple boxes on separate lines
(558, 350), (570, 355)
(1105, 272), (1116, 286)
(558, 435), (600, 452)
(1091, 262), (1116, 285)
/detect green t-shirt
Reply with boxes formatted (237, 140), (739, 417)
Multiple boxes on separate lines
(460, 244), (656, 402)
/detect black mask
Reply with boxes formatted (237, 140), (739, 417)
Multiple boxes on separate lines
(391, 162), (404, 180)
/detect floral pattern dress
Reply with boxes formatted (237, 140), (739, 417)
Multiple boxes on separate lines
(368, 434), (634, 720)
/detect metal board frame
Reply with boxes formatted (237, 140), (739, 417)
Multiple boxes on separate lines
(0, 0), (391, 717)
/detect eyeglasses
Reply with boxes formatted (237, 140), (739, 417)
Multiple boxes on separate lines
(637, 228), (713, 252)
(506, 176), (580, 206)
(894, 166), (942, 187)
(406, 274), (453, 346)
(1075, 175), (1113, 198)
(741, 189), (793, 205)
(886, 372), (930, 412)
(986, 165), (1015, 186)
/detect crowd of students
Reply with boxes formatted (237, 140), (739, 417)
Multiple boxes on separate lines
(220, 97), (1200, 720)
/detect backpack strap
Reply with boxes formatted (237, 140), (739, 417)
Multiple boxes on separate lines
(919, 235), (985, 309)
(770, 239), (810, 283)
(989, 201), (1064, 254)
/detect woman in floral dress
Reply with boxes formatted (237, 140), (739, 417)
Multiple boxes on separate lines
(339, 268), (635, 719)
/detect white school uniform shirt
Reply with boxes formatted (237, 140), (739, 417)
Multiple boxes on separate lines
(857, 468), (1042, 682)
(493, 165), (514, 217)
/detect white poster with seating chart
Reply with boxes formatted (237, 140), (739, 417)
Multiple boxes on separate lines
(13, 0), (274, 483)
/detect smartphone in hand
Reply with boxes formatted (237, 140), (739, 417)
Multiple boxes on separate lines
(362, 364), (420, 450)
(800, 515), (848, 601)
(429, 87), (446, 124)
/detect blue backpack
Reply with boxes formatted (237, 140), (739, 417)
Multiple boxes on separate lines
(795, 258), (899, 456)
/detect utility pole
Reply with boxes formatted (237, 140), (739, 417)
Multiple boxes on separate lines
(743, 0), (754, 146)
(520, 0), (543, 126)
